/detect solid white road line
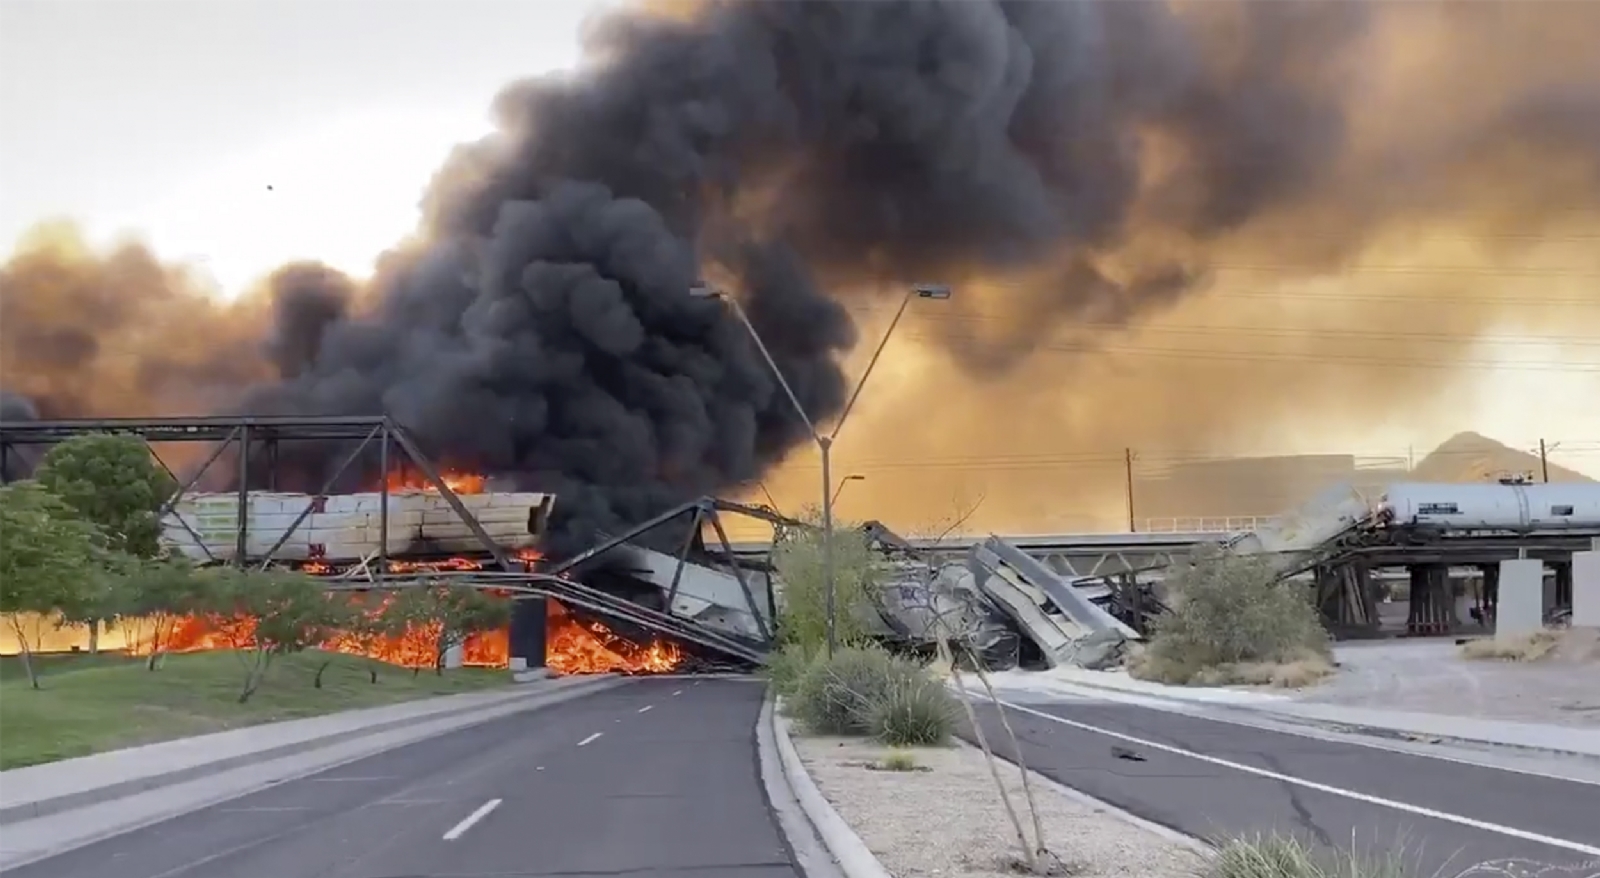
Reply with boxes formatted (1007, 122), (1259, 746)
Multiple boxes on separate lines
(442, 799), (502, 841)
(637, 704), (654, 713)
(577, 732), (603, 747)
(998, 700), (1600, 858)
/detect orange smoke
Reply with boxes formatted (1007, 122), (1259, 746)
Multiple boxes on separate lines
(545, 600), (683, 675)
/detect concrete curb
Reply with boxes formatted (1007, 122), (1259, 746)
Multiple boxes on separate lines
(755, 694), (844, 878)
(1005, 675), (1600, 761)
(0, 674), (617, 825)
(1243, 709), (1600, 762)
(766, 696), (893, 878)
(0, 675), (628, 872)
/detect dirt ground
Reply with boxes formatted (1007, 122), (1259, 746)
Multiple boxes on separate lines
(1301, 637), (1600, 728)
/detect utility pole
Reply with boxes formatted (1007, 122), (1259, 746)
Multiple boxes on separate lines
(1124, 448), (1137, 532)
(1539, 439), (1550, 483)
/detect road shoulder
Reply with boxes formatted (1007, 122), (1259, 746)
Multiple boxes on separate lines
(765, 698), (1205, 878)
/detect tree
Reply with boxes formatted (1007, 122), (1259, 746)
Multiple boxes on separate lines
(201, 570), (341, 702)
(32, 433), (175, 557)
(341, 591), (410, 683)
(308, 595), (358, 689)
(0, 481), (106, 689)
(54, 554), (133, 660)
(119, 557), (214, 670)
(427, 587), (511, 675)
(385, 586), (511, 675)
(32, 433), (176, 653)
(770, 507), (886, 650)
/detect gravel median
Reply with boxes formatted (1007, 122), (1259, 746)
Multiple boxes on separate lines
(792, 733), (1205, 878)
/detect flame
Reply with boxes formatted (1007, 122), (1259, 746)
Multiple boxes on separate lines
(545, 600), (682, 675)
(384, 469), (487, 495)
(125, 595), (511, 669)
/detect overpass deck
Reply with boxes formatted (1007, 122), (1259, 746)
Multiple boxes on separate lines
(725, 529), (1243, 578)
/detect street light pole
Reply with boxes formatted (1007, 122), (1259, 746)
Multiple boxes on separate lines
(830, 474), (865, 508)
(691, 282), (950, 658)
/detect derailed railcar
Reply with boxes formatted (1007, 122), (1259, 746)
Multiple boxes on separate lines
(1376, 482), (1600, 535)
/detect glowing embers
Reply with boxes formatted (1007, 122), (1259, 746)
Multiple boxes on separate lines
(545, 600), (683, 676)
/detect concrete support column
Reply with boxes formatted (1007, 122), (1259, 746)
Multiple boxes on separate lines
(508, 596), (548, 670)
(1406, 564), (1455, 635)
(1552, 561), (1574, 612)
(1496, 558), (1546, 637)
(1572, 549), (1600, 628)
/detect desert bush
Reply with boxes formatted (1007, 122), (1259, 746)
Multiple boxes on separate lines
(788, 645), (952, 743)
(1133, 546), (1332, 687)
(1206, 833), (1412, 878)
(790, 645), (900, 734)
(764, 643), (815, 696)
(862, 669), (959, 746)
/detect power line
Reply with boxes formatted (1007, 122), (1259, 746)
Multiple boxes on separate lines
(885, 313), (1600, 348)
(898, 332), (1600, 373)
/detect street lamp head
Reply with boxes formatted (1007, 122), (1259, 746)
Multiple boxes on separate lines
(912, 284), (952, 300)
(844, 474), (866, 483)
(688, 281), (725, 300)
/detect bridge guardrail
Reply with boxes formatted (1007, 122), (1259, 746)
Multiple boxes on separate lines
(1139, 516), (1280, 534)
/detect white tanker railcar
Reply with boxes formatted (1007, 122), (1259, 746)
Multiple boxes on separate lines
(1375, 482), (1600, 533)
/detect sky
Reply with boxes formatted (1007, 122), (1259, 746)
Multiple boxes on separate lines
(2, 0), (1598, 497)
(0, 0), (611, 291)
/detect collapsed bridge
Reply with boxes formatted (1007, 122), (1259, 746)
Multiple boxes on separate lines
(0, 415), (782, 673)
(8, 415), (1594, 673)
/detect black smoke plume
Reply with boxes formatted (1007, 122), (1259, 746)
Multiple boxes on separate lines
(4, 1), (1599, 550)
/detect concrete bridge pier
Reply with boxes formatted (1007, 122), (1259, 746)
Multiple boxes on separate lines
(508, 596), (548, 672)
(1405, 564), (1456, 636)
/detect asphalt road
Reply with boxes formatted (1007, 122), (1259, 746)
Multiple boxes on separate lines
(13, 677), (799, 878)
(968, 696), (1600, 875)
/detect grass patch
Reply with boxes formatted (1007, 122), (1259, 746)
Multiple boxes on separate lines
(0, 649), (510, 769)
(874, 749), (920, 772)
(1460, 630), (1562, 662)
(1204, 833), (1414, 878)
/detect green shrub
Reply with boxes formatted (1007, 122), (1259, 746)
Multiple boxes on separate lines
(788, 645), (954, 744)
(770, 511), (885, 651)
(862, 670), (958, 746)
(1135, 546), (1332, 687)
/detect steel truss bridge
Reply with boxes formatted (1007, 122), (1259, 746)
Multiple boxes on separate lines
(730, 529), (1244, 578)
(0, 415), (776, 667)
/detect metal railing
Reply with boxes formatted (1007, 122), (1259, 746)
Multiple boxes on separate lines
(1138, 516), (1280, 534)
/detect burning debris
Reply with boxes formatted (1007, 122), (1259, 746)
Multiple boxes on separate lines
(545, 600), (683, 676)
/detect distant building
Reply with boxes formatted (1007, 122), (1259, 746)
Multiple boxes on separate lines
(1134, 432), (1593, 523)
